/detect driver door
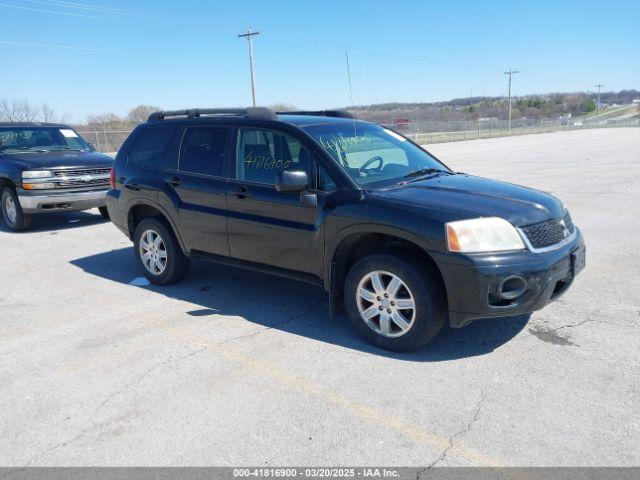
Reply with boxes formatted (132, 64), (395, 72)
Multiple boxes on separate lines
(226, 127), (325, 276)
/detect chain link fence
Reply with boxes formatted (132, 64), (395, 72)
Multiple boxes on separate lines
(391, 116), (640, 145)
(77, 116), (640, 154)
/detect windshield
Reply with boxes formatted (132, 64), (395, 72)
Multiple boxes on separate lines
(0, 127), (90, 153)
(302, 121), (449, 187)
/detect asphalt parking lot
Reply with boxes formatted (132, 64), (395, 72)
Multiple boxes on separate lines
(1, 128), (638, 467)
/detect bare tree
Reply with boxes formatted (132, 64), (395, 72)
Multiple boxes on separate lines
(40, 103), (70, 123)
(85, 113), (131, 153)
(0, 99), (40, 122)
(127, 104), (161, 124)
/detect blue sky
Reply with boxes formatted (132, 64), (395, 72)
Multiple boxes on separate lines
(1, 0), (638, 122)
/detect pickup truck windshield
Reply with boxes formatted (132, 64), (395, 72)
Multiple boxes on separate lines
(0, 127), (90, 153)
(302, 122), (449, 187)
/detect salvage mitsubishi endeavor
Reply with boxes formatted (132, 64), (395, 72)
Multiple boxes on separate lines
(106, 108), (585, 351)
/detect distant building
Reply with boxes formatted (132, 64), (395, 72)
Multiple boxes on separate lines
(392, 118), (410, 130)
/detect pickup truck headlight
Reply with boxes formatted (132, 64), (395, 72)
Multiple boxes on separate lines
(23, 170), (54, 179)
(446, 217), (525, 253)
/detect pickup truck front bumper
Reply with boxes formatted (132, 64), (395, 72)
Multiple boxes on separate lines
(17, 188), (108, 213)
(433, 229), (585, 328)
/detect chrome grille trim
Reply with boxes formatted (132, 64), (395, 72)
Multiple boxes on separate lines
(53, 168), (111, 177)
(23, 167), (111, 190)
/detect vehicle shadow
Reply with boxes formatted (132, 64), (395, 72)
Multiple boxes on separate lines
(70, 247), (531, 362)
(0, 209), (107, 233)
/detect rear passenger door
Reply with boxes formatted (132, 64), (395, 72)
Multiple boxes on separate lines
(166, 125), (231, 256)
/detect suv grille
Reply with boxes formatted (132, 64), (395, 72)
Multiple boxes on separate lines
(53, 168), (111, 177)
(521, 213), (575, 250)
(52, 168), (111, 189)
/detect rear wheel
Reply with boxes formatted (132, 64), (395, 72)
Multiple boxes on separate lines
(1, 187), (32, 231)
(133, 217), (189, 285)
(344, 253), (446, 352)
(98, 206), (110, 220)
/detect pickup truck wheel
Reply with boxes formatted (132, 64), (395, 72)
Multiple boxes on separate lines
(133, 218), (189, 285)
(1, 187), (32, 231)
(98, 206), (110, 220)
(344, 253), (446, 352)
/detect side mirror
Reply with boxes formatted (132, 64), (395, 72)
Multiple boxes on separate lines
(88, 143), (96, 151)
(275, 170), (309, 192)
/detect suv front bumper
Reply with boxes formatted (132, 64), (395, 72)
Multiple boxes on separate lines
(433, 229), (585, 328)
(17, 188), (108, 213)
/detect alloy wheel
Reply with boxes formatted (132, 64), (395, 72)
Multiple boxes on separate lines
(356, 270), (416, 338)
(4, 195), (17, 225)
(139, 229), (168, 275)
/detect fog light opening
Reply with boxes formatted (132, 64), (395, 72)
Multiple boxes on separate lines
(498, 275), (527, 300)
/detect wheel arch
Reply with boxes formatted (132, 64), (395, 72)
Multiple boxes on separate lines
(127, 201), (187, 254)
(326, 227), (448, 313)
(0, 177), (16, 191)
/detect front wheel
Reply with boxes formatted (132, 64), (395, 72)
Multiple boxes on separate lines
(98, 206), (110, 220)
(1, 187), (32, 231)
(133, 217), (189, 285)
(344, 253), (446, 352)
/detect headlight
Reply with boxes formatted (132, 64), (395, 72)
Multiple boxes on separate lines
(446, 217), (525, 253)
(23, 170), (53, 179)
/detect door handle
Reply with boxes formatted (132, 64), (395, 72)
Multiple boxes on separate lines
(229, 186), (251, 199)
(167, 176), (182, 187)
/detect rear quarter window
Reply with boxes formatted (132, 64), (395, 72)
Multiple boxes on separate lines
(127, 127), (177, 170)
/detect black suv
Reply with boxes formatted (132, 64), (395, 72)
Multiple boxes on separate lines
(106, 108), (585, 351)
(0, 123), (113, 231)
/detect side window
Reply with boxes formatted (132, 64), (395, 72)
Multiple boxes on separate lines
(236, 128), (310, 184)
(317, 164), (337, 191)
(128, 127), (176, 169)
(179, 127), (229, 177)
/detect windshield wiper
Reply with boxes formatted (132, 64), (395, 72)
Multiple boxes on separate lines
(391, 168), (454, 186)
(0, 145), (31, 152)
(403, 168), (448, 178)
(49, 146), (85, 151)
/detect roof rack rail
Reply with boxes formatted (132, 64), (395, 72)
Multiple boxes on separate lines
(147, 107), (277, 122)
(277, 110), (355, 119)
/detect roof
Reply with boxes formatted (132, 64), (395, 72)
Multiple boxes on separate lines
(145, 108), (364, 127)
(0, 122), (70, 128)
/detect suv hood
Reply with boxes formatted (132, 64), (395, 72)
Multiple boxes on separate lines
(371, 173), (564, 227)
(1, 150), (113, 169)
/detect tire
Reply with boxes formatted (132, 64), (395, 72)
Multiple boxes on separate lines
(1, 187), (33, 232)
(344, 253), (446, 352)
(98, 206), (110, 220)
(133, 217), (189, 285)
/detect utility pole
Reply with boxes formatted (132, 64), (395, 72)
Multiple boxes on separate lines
(503, 68), (519, 132)
(594, 83), (604, 126)
(238, 28), (260, 107)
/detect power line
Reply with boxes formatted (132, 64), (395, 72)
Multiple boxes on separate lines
(504, 68), (519, 132)
(0, 1), (154, 24)
(0, 39), (120, 52)
(22, 0), (161, 17)
(238, 28), (260, 107)
(594, 83), (604, 126)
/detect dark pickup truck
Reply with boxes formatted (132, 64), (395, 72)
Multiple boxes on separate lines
(0, 123), (114, 231)
(106, 108), (585, 351)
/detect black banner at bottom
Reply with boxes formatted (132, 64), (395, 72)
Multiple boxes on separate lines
(0, 468), (638, 480)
